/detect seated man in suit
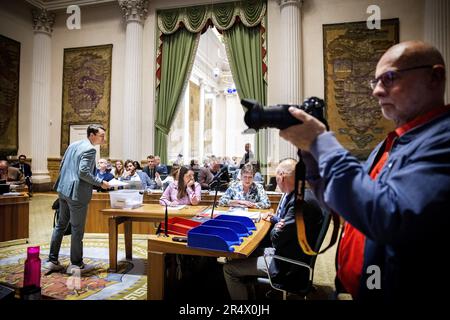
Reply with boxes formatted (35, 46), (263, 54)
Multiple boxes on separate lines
(12, 155), (32, 194)
(155, 155), (168, 175)
(95, 158), (114, 182)
(143, 155), (157, 180)
(0, 160), (25, 185)
(222, 159), (324, 299)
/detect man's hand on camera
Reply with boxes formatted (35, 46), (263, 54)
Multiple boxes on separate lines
(279, 107), (326, 151)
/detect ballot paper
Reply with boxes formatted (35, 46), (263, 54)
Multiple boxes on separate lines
(226, 206), (261, 221)
(107, 179), (128, 187)
(195, 207), (261, 222)
(167, 205), (186, 210)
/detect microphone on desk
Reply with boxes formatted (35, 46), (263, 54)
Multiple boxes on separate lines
(208, 165), (229, 189)
(209, 166), (230, 219)
(158, 199), (170, 237)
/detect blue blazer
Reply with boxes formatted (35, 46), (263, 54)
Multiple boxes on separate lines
(54, 139), (103, 202)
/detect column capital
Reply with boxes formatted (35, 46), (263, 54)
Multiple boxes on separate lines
(277, 0), (303, 9)
(31, 8), (55, 35)
(119, 0), (149, 24)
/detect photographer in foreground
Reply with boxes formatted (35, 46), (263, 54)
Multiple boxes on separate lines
(280, 41), (450, 301)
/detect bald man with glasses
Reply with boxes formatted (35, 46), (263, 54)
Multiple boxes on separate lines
(280, 41), (449, 301)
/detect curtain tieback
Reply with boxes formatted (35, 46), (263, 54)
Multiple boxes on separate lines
(155, 122), (170, 135)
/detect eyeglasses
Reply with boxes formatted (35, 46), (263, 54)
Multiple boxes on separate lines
(369, 65), (433, 90)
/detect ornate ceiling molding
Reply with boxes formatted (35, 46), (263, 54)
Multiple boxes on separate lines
(31, 8), (56, 34)
(118, 0), (148, 24)
(25, 0), (116, 11)
(277, 0), (303, 9)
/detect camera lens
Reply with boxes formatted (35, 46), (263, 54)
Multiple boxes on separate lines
(241, 97), (327, 131)
(244, 103), (301, 130)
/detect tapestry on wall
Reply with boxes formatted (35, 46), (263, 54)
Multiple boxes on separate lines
(61, 44), (112, 157)
(0, 35), (20, 158)
(323, 19), (399, 159)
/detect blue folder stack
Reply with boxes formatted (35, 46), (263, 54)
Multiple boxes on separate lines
(187, 214), (257, 252)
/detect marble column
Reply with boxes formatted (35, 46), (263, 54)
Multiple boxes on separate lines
(424, 0), (450, 104)
(224, 93), (236, 157)
(30, 9), (55, 187)
(119, 0), (148, 160)
(211, 90), (219, 157)
(183, 86), (190, 161)
(278, 0), (303, 160)
(198, 80), (205, 161)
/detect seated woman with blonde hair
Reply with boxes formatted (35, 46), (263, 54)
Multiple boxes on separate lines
(219, 163), (270, 209)
(156, 164), (180, 190)
(159, 166), (201, 206)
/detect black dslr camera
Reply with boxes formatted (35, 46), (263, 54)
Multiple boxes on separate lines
(241, 97), (328, 132)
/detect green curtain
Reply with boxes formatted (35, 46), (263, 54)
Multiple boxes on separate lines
(154, 28), (199, 163)
(158, 1), (266, 34)
(222, 22), (268, 178)
(155, 0), (267, 164)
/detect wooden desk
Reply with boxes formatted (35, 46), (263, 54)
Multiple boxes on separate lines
(147, 209), (272, 300)
(101, 204), (208, 271)
(88, 191), (282, 234)
(0, 193), (29, 243)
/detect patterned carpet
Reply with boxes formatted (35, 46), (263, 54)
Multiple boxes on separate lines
(1, 194), (341, 300)
(0, 237), (147, 300)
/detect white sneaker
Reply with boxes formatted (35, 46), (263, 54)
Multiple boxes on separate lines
(43, 260), (64, 272)
(66, 263), (94, 275)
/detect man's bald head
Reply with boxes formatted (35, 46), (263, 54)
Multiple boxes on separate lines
(377, 41), (446, 95)
(380, 40), (445, 70)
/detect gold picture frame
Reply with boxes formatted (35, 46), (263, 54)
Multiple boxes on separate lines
(60, 44), (112, 157)
(323, 19), (399, 159)
(0, 35), (20, 158)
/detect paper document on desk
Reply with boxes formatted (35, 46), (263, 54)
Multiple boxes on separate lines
(196, 207), (260, 221)
(225, 207), (261, 221)
(108, 179), (128, 187)
(168, 205), (186, 210)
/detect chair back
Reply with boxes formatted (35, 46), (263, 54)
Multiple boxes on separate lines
(261, 202), (332, 297)
(266, 176), (277, 191)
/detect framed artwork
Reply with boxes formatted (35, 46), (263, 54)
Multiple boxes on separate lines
(61, 44), (112, 157)
(323, 19), (399, 159)
(0, 35), (20, 158)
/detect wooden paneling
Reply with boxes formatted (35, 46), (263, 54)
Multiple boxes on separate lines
(0, 194), (29, 242)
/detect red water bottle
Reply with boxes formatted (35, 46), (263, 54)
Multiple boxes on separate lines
(22, 246), (41, 299)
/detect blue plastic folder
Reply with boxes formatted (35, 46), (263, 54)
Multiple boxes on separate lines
(203, 219), (250, 239)
(214, 214), (256, 232)
(187, 225), (241, 252)
(186, 214), (257, 252)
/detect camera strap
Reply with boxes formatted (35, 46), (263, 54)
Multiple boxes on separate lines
(294, 150), (340, 255)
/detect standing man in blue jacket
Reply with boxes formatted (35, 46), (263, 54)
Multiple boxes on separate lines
(280, 40), (449, 301)
(45, 124), (110, 274)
